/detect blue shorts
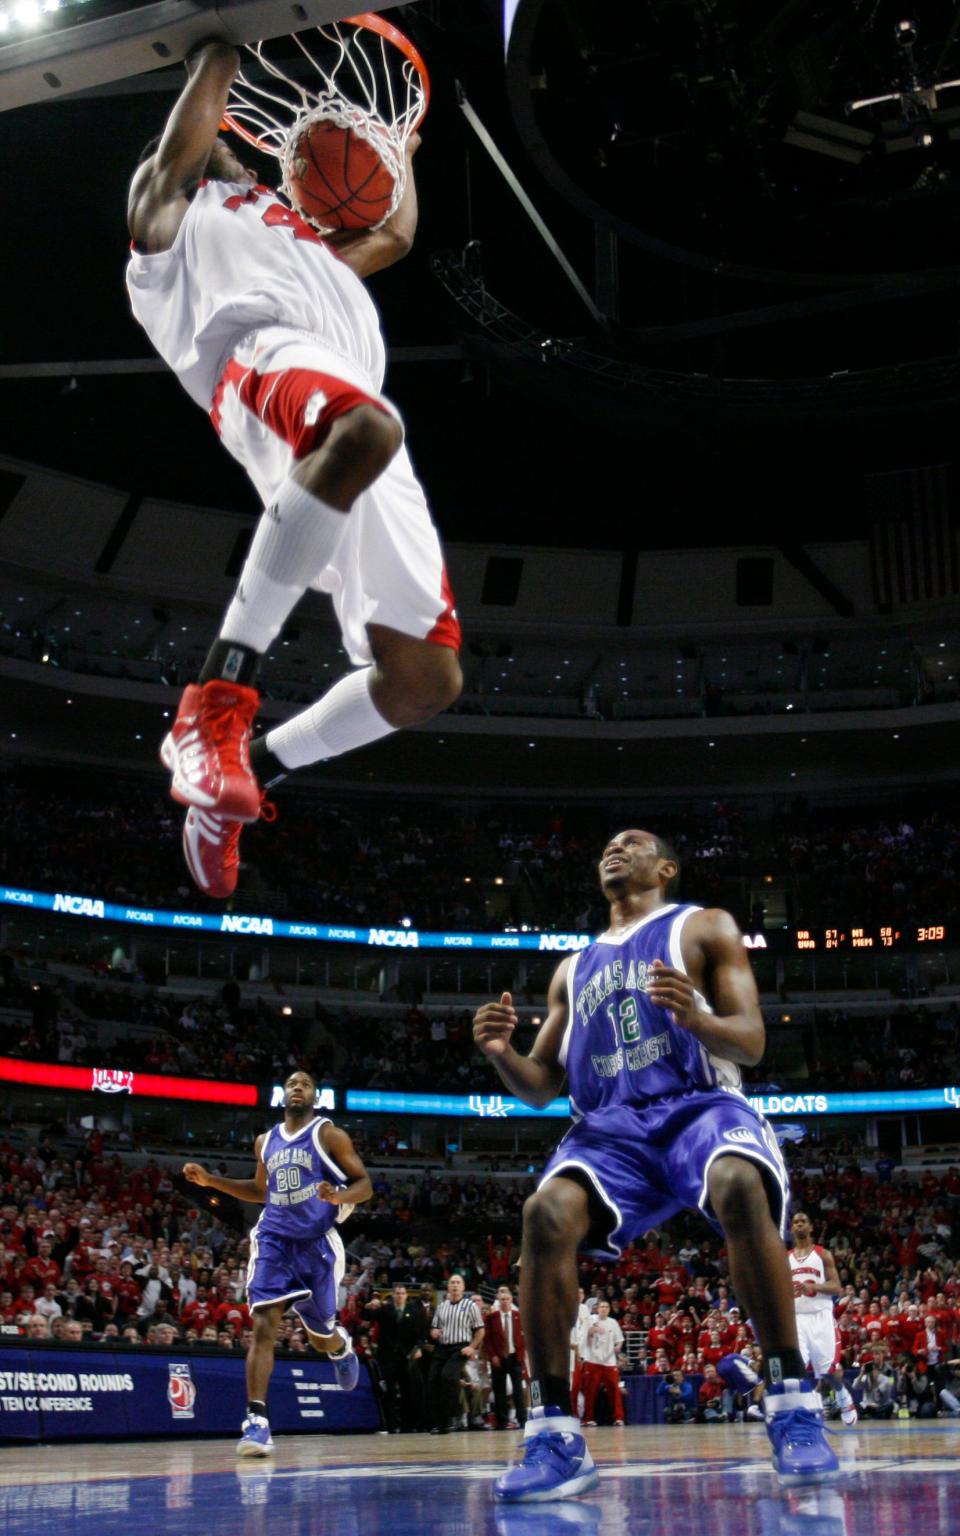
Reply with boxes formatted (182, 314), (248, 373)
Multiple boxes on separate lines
(246, 1221), (345, 1335)
(539, 1088), (789, 1258)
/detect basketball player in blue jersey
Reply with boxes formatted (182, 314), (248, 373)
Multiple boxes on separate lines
(474, 830), (837, 1499)
(184, 1067), (372, 1455)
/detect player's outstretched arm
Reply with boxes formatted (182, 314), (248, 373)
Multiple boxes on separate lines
(317, 1125), (374, 1207)
(326, 132), (421, 278)
(648, 908), (765, 1066)
(128, 39), (242, 250)
(182, 1134), (267, 1203)
(472, 966), (569, 1109)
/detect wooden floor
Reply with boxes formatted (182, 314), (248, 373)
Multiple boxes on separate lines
(2, 1422), (959, 1535)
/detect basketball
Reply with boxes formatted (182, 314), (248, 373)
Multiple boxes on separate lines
(287, 119), (396, 232)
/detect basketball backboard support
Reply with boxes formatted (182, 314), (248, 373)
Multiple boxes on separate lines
(0, 0), (391, 114)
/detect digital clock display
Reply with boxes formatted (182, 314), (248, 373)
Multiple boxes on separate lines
(793, 924), (947, 952)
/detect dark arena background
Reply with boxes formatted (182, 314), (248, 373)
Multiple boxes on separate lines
(1, 1), (960, 1532)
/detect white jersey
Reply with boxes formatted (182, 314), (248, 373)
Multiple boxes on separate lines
(126, 180), (386, 409)
(580, 1315), (624, 1368)
(789, 1245), (834, 1315)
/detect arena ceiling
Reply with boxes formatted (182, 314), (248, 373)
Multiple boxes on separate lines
(2, 2), (960, 551)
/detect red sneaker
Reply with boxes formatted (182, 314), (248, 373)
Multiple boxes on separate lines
(161, 679), (261, 821)
(182, 800), (277, 899)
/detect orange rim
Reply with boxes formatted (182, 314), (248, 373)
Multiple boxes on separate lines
(223, 12), (430, 154)
(220, 115), (275, 154)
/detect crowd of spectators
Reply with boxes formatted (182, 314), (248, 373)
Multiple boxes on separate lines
(795, 1004), (960, 1093)
(0, 966), (286, 1085)
(3, 1120), (960, 1422)
(2, 765), (960, 936)
(3, 946), (960, 1098)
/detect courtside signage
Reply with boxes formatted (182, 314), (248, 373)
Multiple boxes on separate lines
(345, 1087), (960, 1118)
(3, 887), (948, 955)
(0, 883), (738, 956)
(0, 1056), (956, 1118)
(0, 886), (597, 950)
(0, 1057), (257, 1106)
(0, 1345), (379, 1440)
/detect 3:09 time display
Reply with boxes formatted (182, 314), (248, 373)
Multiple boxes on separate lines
(793, 923), (948, 951)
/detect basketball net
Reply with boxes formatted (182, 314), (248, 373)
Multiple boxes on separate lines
(223, 13), (429, 234)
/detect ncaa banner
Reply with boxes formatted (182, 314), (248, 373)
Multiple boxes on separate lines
(0, 1345), (380, 1441)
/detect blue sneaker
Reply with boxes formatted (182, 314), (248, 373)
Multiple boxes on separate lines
(236, 1413), (274, 1457)
(329, 1326), (360, 1391)
(765, 1381), (838, 1483)
(495, 1407), (599, 1503)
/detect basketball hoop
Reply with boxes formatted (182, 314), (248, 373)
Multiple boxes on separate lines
(222, 12), (430, 233)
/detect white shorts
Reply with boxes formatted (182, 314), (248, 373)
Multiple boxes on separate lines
(796, 1309), (840, 1378)
(210, 326), (460, 666)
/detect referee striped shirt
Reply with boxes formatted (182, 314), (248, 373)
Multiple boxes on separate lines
(432, 1294), (484, 1346)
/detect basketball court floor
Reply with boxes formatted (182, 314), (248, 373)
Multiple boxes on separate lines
(2, 1423), (958, 1536)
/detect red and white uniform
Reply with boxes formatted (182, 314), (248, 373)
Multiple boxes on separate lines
(789, 1246), (840, 1378)
(126, 181), (459, 665)
(579, 1314), (625, 1424)
(126, 181), (385, 410)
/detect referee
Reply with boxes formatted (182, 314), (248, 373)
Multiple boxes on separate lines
(428, 1273), (485, 1433)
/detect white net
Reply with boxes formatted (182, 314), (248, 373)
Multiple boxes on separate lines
(224, 15), (428, 233)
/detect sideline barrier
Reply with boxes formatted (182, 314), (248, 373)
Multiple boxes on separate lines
(0, 1342), (380, 1441)
(344, 1085), (960, 1118)
(1, 883), (949, 954)
(624, 1373), (679, 1425)
(624, 1369), (862, 1426)
(1, 1056), (959, 1118)
(0, 883), (591, 952)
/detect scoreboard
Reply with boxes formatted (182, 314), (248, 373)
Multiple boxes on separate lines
(793, 924), (947, 952)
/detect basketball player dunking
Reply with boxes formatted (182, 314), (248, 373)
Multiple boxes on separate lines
(473, 830), (837, 1500)
(183, 1068), (372, 1455)
(126, 40), (461, 900)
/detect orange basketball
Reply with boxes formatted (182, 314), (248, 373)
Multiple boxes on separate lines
(287, 119), (396, 232)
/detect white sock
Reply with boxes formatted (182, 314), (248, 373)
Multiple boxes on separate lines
(220, 479), (348, 654)
(266, 667), (394, 770)
(836, 1385), (853, 1409)
(524, 1409), (581, 1439)
(765, 1379), (820, 1415)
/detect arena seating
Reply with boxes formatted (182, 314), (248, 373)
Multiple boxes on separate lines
(2, 764), (960, 933)
(2, 955), (959, 1094)
(1, 1125), (958, 1418)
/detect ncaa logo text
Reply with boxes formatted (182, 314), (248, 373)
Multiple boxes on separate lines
(53, 893), (104, 918)
(367, 928), (419, 948)
(220, 914), (273, 935)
